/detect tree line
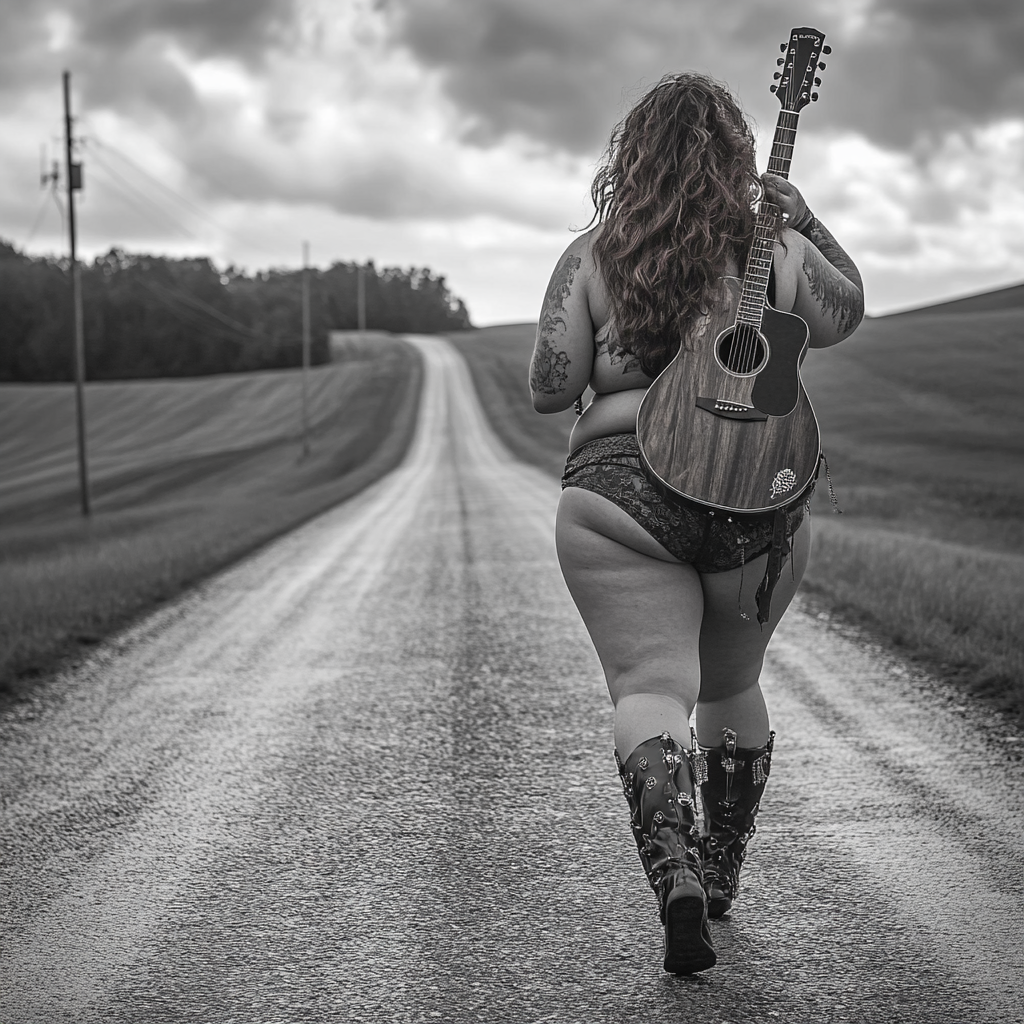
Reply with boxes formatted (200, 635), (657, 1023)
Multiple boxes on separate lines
(0, 240), (472, 381)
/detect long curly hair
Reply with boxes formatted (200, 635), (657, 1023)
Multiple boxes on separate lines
(591, 73), (762, 377)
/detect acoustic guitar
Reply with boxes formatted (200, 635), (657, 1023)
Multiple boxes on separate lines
(636, 27), (830, 514)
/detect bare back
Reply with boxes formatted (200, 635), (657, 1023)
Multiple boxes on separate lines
(547, 228), (745, 450)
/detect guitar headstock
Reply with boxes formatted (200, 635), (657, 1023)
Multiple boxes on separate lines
(771, 27), (830, 111)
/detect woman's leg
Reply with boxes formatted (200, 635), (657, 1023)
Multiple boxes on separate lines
(695, 520), (811, 745)
(556, 486), (716, 973)
(694, 521), (811, 917)
(555, 487), (704, 754)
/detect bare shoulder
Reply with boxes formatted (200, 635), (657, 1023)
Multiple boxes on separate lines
(561, 226), (601, 281)
(542, 230), (597, 316)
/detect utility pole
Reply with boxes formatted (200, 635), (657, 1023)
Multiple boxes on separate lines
(63, 70), (90, 516)
(300, 241), (311, 458)
(356, 262), (366, 340)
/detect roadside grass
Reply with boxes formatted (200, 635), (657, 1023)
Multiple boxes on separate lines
(0, 337), (421, 699)
(448, 316), (1024, 718)
(808, 518), (1024, 710)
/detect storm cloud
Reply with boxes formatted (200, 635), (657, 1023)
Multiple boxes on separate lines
(0, 0), (298, 143)
(1, 0), (1022, 322)
(8, 0), (1022, 192)
(382, 0), (1024, 153)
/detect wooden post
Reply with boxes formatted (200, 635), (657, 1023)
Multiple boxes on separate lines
(301, 241), (311, 457)
(63, 70), (90, 516)
(357, 263), (366, 339)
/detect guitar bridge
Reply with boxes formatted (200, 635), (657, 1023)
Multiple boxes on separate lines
(696, 397), (768, 421)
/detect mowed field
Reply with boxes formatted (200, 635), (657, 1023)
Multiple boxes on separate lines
(449, 290), (1024, 716)
(0, 336), (421, 697)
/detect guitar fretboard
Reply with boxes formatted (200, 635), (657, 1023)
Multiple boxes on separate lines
(736, 108), (800, 328)
(766, 109), (800, 179)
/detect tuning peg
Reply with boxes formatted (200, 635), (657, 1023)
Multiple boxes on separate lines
(773, 72), (781, 79)
(823, 45), (832, 54)
(818, 62), (827, 70)
(777, 57), (785, 65)
(814, 77), (821, 86)
(780, 42), (787, 52)
(811, 92), (819, 101)
(770, 84), (778, 93)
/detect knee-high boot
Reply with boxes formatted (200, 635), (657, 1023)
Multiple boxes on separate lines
(694, 728), (774, 919)
(615, 731), (716, 974)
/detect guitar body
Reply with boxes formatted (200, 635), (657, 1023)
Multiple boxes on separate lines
(636, 25), (832, 520)
(636, 277), (821, 513)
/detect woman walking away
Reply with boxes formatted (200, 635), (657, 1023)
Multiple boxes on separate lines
(529, 73), (863, 974)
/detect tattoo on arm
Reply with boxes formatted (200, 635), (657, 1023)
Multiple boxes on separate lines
(801, 216), (864, 292)
(803, 248), (864, 336)
(530, 255), (581, 395)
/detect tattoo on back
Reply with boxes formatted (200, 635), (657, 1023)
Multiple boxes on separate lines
(803, 250), (863, 335)
(596, 321), (642, 374)
(531, 255), (581, 395)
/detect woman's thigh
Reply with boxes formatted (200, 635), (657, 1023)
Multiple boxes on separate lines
(555, 487), (705, 705)
(697, 518), (812, 699)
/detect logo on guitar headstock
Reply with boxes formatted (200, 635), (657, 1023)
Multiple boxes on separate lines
(771, 27), (829, 112)
(770, 468), (797, 500)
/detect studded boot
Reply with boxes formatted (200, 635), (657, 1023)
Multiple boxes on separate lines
(693, 728), (774, 919)
(615, 732), (716, 974)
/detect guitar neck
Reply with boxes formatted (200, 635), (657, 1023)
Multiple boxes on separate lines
(766, 109), (800, 179)
(736, 109), (800, 327)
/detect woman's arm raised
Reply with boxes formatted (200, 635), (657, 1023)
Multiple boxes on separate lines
(764, 173), (865, 349)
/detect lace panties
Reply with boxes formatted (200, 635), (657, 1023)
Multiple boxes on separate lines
(561, 433), (807, 574)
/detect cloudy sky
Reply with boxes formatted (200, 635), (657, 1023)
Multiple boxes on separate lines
(1, 0), (1022, 325)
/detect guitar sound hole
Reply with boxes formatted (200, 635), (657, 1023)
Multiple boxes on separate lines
(717, 326), (768, 375)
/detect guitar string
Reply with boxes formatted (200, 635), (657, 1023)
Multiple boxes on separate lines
(741, 220), (763, 372)
(743, 59), (805, 372)
(730, 100), (800, 374)
(738, 217), (772, 372)
(734, 75), (811, 373)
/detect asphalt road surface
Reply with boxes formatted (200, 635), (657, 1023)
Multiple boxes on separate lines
(2, 336), (1022, 1024)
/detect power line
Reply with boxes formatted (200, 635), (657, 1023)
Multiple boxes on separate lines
(84, 132), (286, 261)
(138, 279), (269, 344)
(142, 278), (272, 339)
(86, 146), (203, 242)
(88, 136), (223, 228)
(53, 142), (293, 344)
(21, 192), (55, 250)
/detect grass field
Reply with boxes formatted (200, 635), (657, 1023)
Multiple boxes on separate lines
(449, 305), (1024, 718)
(0, 336), (421, 699)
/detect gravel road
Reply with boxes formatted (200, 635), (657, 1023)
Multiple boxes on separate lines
(2, 336), (1022, 1023)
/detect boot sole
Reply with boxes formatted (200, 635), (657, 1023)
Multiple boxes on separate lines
(663, 894), (717, 974)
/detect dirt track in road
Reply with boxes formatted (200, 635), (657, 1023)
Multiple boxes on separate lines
(2, 336), (1022, 1023)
